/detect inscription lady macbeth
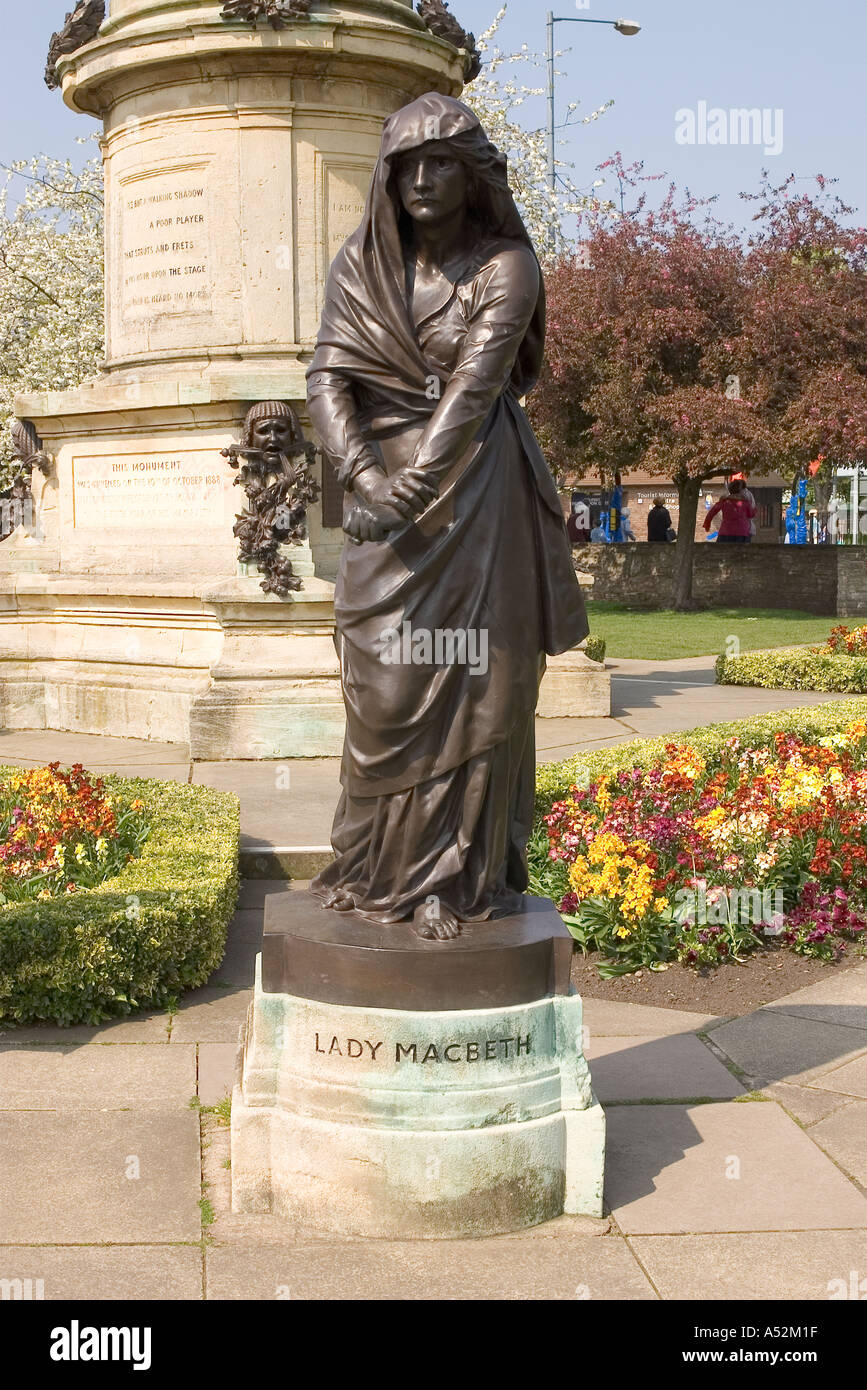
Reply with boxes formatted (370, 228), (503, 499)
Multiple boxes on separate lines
(313, 1033), (533, 1062)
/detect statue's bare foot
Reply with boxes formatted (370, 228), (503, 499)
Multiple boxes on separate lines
(412, 901), (462, 941)
(320, 887), (357, 913)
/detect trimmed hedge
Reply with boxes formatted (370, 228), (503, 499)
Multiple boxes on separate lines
(534, 695), (867, 819)
(716, 649), (867, 692)
(583, 635), (606, 664)
(0, 775), (240, 1026)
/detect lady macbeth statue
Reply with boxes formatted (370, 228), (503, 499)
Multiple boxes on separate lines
(308, 92), (588, 941)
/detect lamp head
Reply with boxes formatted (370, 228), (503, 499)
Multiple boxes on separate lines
(614, 19), (641, 35)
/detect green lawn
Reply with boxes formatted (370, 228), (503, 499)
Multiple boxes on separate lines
(586, 602), (849, 661)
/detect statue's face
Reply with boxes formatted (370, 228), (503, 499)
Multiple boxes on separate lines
(251, 416), (295, 459)
(395, 141), (468, 226)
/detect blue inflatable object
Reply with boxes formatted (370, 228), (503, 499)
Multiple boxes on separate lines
(604, 482), (623, 542)
(785, 478), (808, 545)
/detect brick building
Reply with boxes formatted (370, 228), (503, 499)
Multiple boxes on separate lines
(563, 468), (786, 543)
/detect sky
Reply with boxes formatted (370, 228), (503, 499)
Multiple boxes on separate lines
(4, 0), (866, 232)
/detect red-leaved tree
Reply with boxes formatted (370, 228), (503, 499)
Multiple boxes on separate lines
(531, 160), (867, 606)
(742, 174), (867, 531)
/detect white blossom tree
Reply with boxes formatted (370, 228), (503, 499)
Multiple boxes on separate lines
(0, 142), (103, 489)
(463, 5), (614, 256)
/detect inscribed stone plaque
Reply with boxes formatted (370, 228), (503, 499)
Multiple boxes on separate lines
(71, 452), (227, 532)
(324, 162), (373, 270)
(120, 164), (213, 322)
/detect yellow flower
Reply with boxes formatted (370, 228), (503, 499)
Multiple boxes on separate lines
(595, 782), (612, 815)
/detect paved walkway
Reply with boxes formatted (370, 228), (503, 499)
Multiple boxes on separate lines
(1, 896), (864, 1299)
(0, 662), (864, 1298)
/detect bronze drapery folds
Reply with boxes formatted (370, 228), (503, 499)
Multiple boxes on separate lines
(307, 92), (588, 939)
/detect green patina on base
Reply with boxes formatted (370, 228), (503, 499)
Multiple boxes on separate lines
(231, 956), (605, 1237)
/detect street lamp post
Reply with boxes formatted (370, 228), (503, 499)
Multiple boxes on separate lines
(546, 13), (641, 191)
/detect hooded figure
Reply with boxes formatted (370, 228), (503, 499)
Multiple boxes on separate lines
(307, 92), (588, 937)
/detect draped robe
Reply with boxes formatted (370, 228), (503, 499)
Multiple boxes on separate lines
(307, 93), (588, 924)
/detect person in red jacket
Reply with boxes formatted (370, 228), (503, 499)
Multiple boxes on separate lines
(703, 479), (756, 542)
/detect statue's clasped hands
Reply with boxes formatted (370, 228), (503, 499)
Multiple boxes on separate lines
(344, 466), (438, 543)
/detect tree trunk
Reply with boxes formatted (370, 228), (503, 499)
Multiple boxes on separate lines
(673, 475), (703, 610)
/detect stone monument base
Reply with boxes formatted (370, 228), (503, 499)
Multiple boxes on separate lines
(231, 895), (605, 1237)
(0, 573), (345, 757)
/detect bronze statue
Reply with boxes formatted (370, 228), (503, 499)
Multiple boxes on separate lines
(416, 2), (482, 83)
(222, 401), (320, 597)
(1, 420), (51, 542)
(220, 0), (310, 28)
(45, 1), (105, 89)
(307, 93), (588, 941)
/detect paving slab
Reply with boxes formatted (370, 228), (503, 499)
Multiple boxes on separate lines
(761, 1081), (855, 1128)
(205, 1234), (655, 1300)
(236, 879), (295, 912)
(226, 907), (270, 943)
(192, 760), (340, 846)
(630, 1231), (867, 1301)
(605, 1101), (867, 1234)
(0, 1044), (196, 1110)
(169, 986), (251, 1044)
(611, 684), (853, 738)
(0, 731), (188, 766)
(208, 935), (260, 990)
(0, 1012), (171, 1046)
(608, 657), (718, 676)
(198, 1044), (237, 1107)
(581, 998), (721, 1038)
(769, 963), (867, 1032)
(810, 1053), (867, 1099)
(588, 1035), (743, 1103)
(707, 1009), (867, 1086)
(0, 1112), (201, 1242)
(807, 1102), (867, 1186)
(536, 717), (629, 756)
(0, 1245), (202, 1301)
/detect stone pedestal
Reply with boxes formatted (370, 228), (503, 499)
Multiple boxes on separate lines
(231, 893), (605, 1237)
(538, 646), (609, 719)
(192, 575), (344, 757)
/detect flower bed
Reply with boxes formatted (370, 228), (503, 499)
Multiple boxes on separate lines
(1, 763), (148, 904)
(530, 701), (867, 977)
(0, 767), (240, 1025)
(716, 624), (867, 692)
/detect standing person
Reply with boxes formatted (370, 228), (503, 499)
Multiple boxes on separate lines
(731, 472), (757, 539)
(306, 92), (588, 940)
(647, 496), (673, 542)
(703, 479), (756, 543)
(566, 498), (591, 544)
